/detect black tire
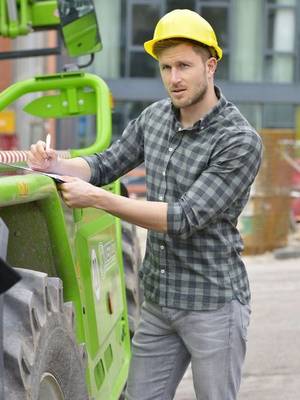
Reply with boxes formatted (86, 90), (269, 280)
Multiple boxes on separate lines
(121, 220), (143, 334)
(3, 269), (89, 400)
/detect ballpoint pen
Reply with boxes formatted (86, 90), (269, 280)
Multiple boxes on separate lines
(45, 133), (51, 152)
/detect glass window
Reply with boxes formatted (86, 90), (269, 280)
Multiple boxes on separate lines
(215, 54), (228, 80)
(112, 100), (152, 138)
(263, 104), (295, 129)
(166, 0), (195, 12)
(235, 103), (263, 131)
(130, 51), (158, 77)
(198, 3), (230, 80)
(265, 54), (295, 82)
(267, 7), (295, 52)
(201, 6), (229, 48)
(131, 4), (160, 46)
(264, 1), (296, 82)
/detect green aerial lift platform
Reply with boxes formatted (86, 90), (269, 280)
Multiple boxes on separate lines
(0, 1), (142, 399)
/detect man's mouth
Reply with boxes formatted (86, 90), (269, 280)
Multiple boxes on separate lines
(171, 88), (186, 95)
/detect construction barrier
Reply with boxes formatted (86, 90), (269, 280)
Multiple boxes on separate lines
(240, 129), (295, 255)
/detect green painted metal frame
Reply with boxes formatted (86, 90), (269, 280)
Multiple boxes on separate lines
(0, 71), (112, 156)
(0, 0), (58, 37)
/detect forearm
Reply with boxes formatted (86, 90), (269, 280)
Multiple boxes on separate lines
(54, 157), (92, 181)
(94, 189), (168, 232)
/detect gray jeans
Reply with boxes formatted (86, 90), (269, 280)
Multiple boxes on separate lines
(125, 299), (250, 400)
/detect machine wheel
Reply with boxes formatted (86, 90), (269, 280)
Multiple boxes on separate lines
(3, 269), (88, 400)
(121, 220), (143, 335)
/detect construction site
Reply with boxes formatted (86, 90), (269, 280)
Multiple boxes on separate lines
(0, 1), (300, 399)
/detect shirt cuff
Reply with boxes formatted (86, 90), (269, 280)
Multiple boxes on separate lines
(167, 202), (186, 237)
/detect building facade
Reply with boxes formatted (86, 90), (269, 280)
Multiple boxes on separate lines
(1, 0), (300, 147)
(90, 0), (300, 138)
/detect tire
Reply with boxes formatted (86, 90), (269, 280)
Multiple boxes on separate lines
(121, 220), (143, 335)
(3, 269), (89, 400)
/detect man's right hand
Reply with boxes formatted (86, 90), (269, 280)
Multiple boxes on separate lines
(27, 140), (58, 172)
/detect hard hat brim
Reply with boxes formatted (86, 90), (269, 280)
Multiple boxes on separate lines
(144, 36), (222, 61)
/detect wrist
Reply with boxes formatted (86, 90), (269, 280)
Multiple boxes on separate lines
(91, 186), (107, 209)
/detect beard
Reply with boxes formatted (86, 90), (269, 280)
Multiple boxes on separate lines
(170, 82), (208, 109)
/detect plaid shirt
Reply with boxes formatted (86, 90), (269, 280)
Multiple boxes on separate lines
(83, 87), (262, 311)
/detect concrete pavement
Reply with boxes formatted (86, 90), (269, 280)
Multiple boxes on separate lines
(136, 226), (300, 399)
(174, 253), (300, 400)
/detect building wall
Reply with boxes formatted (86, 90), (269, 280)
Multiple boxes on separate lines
(90, 0), (300, 137)
(0, 38), (12, 91)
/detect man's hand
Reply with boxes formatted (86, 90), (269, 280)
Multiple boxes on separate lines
(27, 140), (58, 172)
(27, 141), (92, 181)
(59, 176), (101, 208)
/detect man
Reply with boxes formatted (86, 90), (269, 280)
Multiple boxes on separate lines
(28, 9), (262, 400)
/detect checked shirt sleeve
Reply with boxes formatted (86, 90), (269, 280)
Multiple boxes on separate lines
(82, 114), (145, 186)
(167, 130), (263, 238)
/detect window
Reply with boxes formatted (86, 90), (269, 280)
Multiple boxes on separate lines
(235, 103), (263, 130)
(264, 0), (297, 82)
(197, 1), (230, 80)
(112, 100), (152, 139)
(263, 103), (295, 128)
(166, 0), (196, 12)
(125, 0), (162, 77)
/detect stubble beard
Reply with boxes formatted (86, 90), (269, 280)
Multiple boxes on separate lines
(171, 82), (208, 110)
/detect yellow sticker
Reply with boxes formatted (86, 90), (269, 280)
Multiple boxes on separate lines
(17, 182), (29, 196)
(0, 111), (15, 134)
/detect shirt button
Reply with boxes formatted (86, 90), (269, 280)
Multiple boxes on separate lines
(160, 269), (165, 274)
(168, 147), (173, 152)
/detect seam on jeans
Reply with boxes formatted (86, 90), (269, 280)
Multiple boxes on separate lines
(226, 300), (234, 400)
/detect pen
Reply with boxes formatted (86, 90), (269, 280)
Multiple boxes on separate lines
(45, 133), (51, 154)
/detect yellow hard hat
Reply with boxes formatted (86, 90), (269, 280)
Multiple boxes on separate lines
(144, 9), (222, 60)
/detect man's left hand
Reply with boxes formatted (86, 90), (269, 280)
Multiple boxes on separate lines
(58, 176), (102, 208)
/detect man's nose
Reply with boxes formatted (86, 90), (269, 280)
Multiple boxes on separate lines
(170, 68), (181, 84)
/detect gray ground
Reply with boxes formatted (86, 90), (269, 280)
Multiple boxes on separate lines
(136, 227), (300, 400)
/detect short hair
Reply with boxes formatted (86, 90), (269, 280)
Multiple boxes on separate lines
(153, 38), (216, 60)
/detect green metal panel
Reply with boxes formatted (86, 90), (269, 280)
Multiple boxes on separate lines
(0, 174), (85, 342)
(60, 10), (102, 57)
(23, 89), (96, 118)
(73, 181), (131, 398)
(30, 1), (59, 27)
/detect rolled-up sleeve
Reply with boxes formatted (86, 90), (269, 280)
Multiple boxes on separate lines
(167, 130), (263, 238)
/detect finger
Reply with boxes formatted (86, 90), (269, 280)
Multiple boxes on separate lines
(27, 155), (49, 170)
(46, 148), (56, 160)
(59, 190), (73, 208)
(29, 142), (46, 163)
(36, 140), (49, 160)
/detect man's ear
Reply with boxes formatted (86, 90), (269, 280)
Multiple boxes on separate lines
(207, 57), (218, 78)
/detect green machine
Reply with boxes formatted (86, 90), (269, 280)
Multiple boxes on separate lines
(0, 1), (141, 399)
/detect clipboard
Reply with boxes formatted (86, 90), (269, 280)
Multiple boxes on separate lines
(0, 162), (66, 184)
